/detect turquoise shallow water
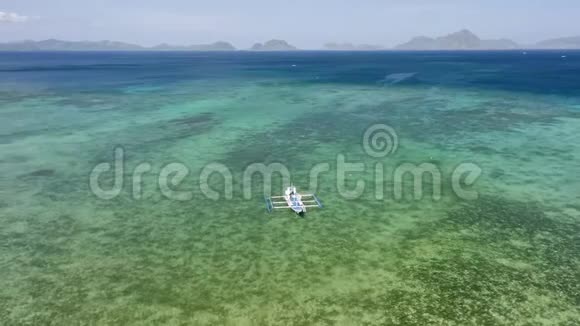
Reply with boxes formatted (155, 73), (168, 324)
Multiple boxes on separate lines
(1, 51), (579, 325)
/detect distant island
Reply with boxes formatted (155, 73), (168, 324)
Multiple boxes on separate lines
(394, 29), (580, 50)
(0, 39), (236, 51)
(2, 32), (580, 51)
(395, 29), (519, 50)
(0, 39), (143, 51)
(151, 41), (236, 51)
(535, 36), (580, 49)
(250, 40), (297, 51)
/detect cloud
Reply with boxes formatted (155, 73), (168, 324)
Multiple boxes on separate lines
(0, 11), (29, 23)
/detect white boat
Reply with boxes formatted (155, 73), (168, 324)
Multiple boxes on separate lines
(265, 186), (323, 216)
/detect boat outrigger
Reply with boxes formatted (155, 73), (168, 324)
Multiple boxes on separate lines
(264, 186), (323, 216)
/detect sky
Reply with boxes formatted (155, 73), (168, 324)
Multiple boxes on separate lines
(1, 0), (579, 48)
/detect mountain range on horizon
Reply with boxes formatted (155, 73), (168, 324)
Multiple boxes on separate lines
(0, 39), (238, 51)
(250, 40), (297, 51)
(1, 30), (580, 51)
(394, 29), (519, 50)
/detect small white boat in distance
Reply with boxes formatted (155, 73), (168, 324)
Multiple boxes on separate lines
(265, 186), (323, 216)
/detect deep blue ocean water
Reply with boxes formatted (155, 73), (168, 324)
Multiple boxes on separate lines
(2, 50), (580, 95)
